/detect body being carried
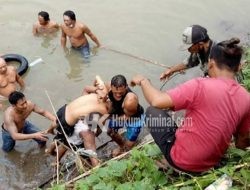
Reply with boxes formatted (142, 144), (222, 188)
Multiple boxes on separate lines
(65, 93), (110, 126)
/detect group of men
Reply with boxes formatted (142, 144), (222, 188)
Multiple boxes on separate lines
(1, 71), (144, 167)
(1, 19), (249, 174)
(32, 10), (100, 60)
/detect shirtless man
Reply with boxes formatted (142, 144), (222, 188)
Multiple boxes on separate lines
(0, 57), (24, 98)
(33, 11), (59, 35)
(2, 91), (56, 152)
(47, 93), (111, 166)
(61, 10), (101, 59)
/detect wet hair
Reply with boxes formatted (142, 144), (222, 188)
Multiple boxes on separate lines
(111, 75), (127, 88)
(9, 91), (25, 105)
(63, 10), (76, 21)
(38, 11), (50, 21)
(209, 38), (243, 72)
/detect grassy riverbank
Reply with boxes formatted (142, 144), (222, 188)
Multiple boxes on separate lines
(47, 48), (250, 190)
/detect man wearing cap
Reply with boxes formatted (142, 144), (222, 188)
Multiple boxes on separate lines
(160, 25), (214, 81)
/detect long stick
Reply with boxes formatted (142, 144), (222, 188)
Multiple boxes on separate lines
(101, 46), (168, 68)
(55, 140), (59, 184)
(45, 90), (75, 153)
(45, 90), (84, 174)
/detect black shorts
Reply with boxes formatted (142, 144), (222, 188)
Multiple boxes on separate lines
(146, 106), (183, 171)
(55, 104), (75, 143)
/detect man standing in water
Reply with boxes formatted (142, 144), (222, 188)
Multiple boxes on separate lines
(2, 91), (56, 152)
(33, 11), (59, 35)
(0, 57), (25, 102)
(61, 10), (101, 60)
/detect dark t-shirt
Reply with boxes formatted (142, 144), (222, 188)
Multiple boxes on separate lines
(185, 40), (214, 75)
(108, 87), (144, 117)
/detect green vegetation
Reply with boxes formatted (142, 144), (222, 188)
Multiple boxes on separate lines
(47, 144), (249, 190)
(242, 47), (250, 91)
(48, 47), (250, 190)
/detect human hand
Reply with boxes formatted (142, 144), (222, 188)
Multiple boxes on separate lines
(160, 68), (173, 81)
(63, 47), (70, 55)
(45, 121), (57, 135)
(33, 131), (48, 141)
(95, 75), (105, 90)
(130, 74), (146, 87)
(96, 88), (108, 102)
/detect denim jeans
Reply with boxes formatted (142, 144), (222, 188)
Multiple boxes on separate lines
(108, 114), (145, 141)
(2, 121), (46, 152)
(72, 43), (90, 62)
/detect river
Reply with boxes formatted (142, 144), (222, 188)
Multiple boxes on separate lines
(0, 0), (250, 189)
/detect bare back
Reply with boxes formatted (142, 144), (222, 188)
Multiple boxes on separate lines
(66, 94), (109, 125)
(61, 22), (89, 47)
(0, 66), (19, 97)
(3, 101), (35, 132)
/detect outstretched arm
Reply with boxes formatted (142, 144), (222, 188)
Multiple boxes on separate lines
(4, 112), (47, 141)
(84, 26), (101, 47)
(130, 74), (174, 109)
(33, 104), (56, 122)
(160, 63), (187, 81)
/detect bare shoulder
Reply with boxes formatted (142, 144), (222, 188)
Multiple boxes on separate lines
(27, 100), (35, 110)
(78, 22), (88, 30)
(7, 65), (17, 74)
(8, 65), (16, 71)
(50, 20), (59, 27)
(4, 106), (13, 117)
(3, 107), (15, 124)
(33, 21), (40, 28)
(126, 92), (138, 100)
(60, 23), (67, 30)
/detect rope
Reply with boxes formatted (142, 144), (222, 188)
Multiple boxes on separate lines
(101, 46), (168, 68)
(160, 73), (182, 91)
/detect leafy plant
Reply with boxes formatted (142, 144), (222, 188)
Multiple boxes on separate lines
(72, 145), (250, 190)
(241, 47), (250, 91)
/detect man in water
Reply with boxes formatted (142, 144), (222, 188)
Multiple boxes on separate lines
(2, 91), (56, 152)
(33, 11), (59, 35)
(0, 57), (25, 104)
(61, 10), (101, 60)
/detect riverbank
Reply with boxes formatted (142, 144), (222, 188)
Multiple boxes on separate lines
(47, 48), (250, 190)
